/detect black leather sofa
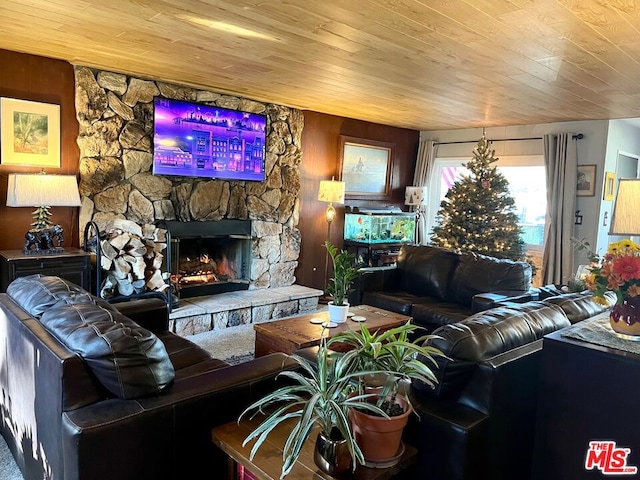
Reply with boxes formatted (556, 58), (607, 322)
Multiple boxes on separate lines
(406, 291), (610, 480)
(358, 244), (535, 332)
(0, 275), (293, 480)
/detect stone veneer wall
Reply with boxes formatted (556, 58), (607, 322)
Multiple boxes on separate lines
(74, 67), (303, 289)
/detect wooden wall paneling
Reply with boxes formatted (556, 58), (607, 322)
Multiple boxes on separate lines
(0, 49), (80, 250)
(298, 112), (418, 291)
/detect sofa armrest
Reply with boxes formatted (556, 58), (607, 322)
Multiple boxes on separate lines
(471, 289), (538, 313)
(359, 266), (401, 292)
(62, 352), (297, 480)
(112, 297), (169, 332)
(350, 266), (400, 305)
(532, 284), (565, 300)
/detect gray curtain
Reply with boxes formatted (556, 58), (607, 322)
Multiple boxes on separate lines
(542, 133), (577, 285)
(413, 140), (436, 244)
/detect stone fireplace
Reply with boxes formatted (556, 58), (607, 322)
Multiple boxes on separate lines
(165, 220), (252, 298)
(75, 67), (303, 292)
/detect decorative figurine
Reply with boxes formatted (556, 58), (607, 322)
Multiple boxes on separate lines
(23, 224), (64, 254)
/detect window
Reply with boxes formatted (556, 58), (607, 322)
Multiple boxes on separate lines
(425, 155), (547, 251)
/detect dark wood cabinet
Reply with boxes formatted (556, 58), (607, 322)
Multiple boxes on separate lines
(532, 317), (640, 480)
(0, 248), (92, 292)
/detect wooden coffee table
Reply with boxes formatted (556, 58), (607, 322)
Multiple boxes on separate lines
(212, 414), (417, 480)
(254, 305), (412, 357)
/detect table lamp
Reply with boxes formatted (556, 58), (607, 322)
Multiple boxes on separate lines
(404, 186), (427, 243)
(609, 178), (640, 236)
(7, 172), (82, 253)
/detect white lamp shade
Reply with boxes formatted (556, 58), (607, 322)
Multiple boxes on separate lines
(318, 179), (345, 204)
(7, 173), (81, 207)
(609, 178), (640, 236)
(405, 186), (427, 206)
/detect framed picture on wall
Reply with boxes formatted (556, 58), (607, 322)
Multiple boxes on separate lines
(576, 164), (596, 197)
(0, 97), (61, 168)
(603, 171), (616, 201)
(338, 136), (394, 200)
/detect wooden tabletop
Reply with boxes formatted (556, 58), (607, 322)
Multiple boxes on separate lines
(253, 305), (412, 356)
(212, 414), (416, 480)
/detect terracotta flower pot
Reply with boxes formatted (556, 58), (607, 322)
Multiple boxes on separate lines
(348, 391), (410, 465)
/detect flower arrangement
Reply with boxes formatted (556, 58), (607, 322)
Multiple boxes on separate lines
(584, 239), (640, 306)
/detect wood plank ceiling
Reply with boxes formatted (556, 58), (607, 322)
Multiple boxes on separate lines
(2, 0), (640, 131)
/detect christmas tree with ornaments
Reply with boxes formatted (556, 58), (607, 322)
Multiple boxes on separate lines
(430, 135), (527, 262)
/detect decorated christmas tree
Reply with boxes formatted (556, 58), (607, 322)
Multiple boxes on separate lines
(430, 135), (527, 261)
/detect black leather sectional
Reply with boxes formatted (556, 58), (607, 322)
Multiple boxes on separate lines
(0, 275), (293, 480)
(406, 291), (610, 480)
(358, 244), (535, 332)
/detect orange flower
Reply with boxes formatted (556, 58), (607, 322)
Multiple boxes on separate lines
(581, 239), (640, 306)
(607, 275), (625, 290)
(612, 255), (640, 282)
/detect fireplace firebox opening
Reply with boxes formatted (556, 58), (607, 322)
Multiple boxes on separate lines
(164, 220), (252, 299)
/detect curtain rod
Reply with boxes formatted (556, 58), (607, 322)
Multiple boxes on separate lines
(433, 133), (584, 146)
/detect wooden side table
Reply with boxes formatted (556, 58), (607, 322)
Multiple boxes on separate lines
(0, 248), (92, 292)
(212, 415), (417, 480)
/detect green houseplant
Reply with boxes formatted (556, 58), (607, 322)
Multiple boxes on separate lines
(327, 321), (444, 464)
(324, 240), (361, 323)
(238, 332), (392, 479)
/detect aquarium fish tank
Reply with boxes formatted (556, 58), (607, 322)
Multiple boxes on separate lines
(344, 211), (416, 244)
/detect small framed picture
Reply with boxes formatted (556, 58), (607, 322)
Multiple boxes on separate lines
(603, 171), (616, 201)
(0, 97), (61, 168)
(576, 165), (596, 197)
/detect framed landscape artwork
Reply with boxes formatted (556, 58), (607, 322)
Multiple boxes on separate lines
(338, 136), (394, 200)
(0, 97), (60, 167)
(576, 164), (596, 197)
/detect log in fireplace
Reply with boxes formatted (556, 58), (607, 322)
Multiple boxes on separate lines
(163, 220), (252, 299)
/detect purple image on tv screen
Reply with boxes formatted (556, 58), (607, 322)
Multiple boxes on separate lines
(153, 98), (266, 181)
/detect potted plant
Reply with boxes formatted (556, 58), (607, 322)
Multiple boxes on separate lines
(327, 321), (444, 465)
(324, 240), (361, 323)
(238, 332), (392, 479)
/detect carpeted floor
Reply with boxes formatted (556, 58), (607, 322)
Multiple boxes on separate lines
(188, 323), (256, 364)
(0, 323), (257, 479)
(0, 434), (21, 480)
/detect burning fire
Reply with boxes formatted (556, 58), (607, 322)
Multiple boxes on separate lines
(216, 256), (236, 277)
(175, 253), (237, 285)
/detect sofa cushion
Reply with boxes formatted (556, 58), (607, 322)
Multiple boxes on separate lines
(542, 291), (612, 324)
(413, 301), (569, 399)
(446, 252), (532, 306)
(410, 301), (472, 331)
(361, 291), (417, 315)
(396, 245), (459, 299)
(7, 274), (91, 317)
(40, 302), (175, 399)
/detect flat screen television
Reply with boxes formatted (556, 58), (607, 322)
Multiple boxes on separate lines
(152, 97), (267, 181)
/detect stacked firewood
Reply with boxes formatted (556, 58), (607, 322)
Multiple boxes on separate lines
(97, 219), (169, 299)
